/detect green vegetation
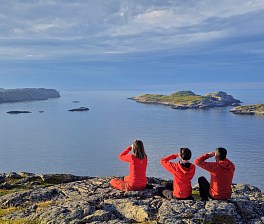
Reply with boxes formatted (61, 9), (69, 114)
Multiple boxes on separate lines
(192, 189), (201, 200)
(0, 207), (22, 217)
(0, 219), (40, 224)
(233, 104), (264, 113)
(136, 91), (205, 105)
(35, 201), (56, 212)
(0, 207), (40, 224)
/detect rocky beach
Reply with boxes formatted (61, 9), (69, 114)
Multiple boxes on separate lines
(0, 172), (263, 223)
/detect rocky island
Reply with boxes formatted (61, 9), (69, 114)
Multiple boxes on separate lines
(68, 107), (90, 112)
(0, 172), (263, 223)
(129, 91), (241, 109)
(0, 88), (60, 104)
(230, 104), (264, 115)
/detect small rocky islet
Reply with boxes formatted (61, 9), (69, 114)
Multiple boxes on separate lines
(0, 172), (263, 223)
(129, 91), (241, 109)
(230, 104), (264, 115)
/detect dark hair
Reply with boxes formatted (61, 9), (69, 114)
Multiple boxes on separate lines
(132, 140), (147, 160)
(180, 148), (192, 160)
(216, 147), (227, 160)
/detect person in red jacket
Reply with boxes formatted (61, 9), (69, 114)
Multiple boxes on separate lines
(110, 140), (147, 191)
(159, 148), (196, 200)
(194, 147), (235, 201)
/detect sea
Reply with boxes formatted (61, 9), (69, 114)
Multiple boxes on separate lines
(0, 89), (263, 191)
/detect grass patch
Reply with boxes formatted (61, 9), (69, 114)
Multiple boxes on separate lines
(35, 201), (55, 212)
(0, 207), (23, 217)
(0, 190), (13, 197)
(136, 91), (205, 105)
(192, 190), (201, 200)
(0, 208), (40, 224)
(0, 219), (40, 224)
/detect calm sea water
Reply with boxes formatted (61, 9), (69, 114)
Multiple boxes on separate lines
(0, 89), (263, 191)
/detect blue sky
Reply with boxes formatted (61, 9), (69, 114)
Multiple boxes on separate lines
(0, 0), (264, 90)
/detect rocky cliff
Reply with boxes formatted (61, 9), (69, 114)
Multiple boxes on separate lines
(0, 172), (263, 223)
(0, 88), (60, 104)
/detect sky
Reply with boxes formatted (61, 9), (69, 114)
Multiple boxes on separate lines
(0, 0), (264, 90)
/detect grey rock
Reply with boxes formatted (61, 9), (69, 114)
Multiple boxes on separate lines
(6, 172), (21, 179)
(0, 175), (263, 223)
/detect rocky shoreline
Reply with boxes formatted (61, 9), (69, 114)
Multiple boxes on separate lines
(129, 91), (241, 109)
(0, 172), (263, 223)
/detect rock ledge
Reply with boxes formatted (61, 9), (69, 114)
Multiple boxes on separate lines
(0, 172), (263, 223)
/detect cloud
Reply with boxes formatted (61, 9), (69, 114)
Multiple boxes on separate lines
(0, 0), (264, 61)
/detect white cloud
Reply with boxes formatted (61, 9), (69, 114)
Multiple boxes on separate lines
(0, 0), (263, 59)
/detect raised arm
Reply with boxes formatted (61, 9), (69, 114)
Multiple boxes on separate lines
(160, 154), (178, 175)
(194, 152), (216, 172)
(118, 146), (132, 162)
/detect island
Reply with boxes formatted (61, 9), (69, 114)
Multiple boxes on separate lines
(6, 110), (32, 114)
(0, 88), (60, 104)
(129, 91), (241, 109)
(0, 172), (263, 223)
(230, 104), (264, 115)
(68, 107), (89, 112)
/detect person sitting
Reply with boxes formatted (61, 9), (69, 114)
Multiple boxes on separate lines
(159, 148), (195, 200)
(110, 139), (147, 191)
(194, 147), (235, 201)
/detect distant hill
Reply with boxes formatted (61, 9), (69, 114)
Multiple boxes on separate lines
(129, 91), (241, 109)
(0, 88), (60, 104)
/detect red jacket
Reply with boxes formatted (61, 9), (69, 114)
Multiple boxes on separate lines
(119, 146), (147, 187)
(161, 154), (195, 198)
(194, 153), (235, 200)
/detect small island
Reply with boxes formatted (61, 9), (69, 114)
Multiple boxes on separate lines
(0, 88), (60, 104)
(230, 104), (264, 115)
(68, 107), (89, 112)
(129, 91), (241, 109)
(6, 110), (32, 114)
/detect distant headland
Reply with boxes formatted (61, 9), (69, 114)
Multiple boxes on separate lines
(128, 91), (241, 109)
(0, 88), (60, 104)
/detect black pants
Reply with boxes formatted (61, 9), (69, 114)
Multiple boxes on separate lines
(157, 182), (194, 200)
(198, 176), (214, 201)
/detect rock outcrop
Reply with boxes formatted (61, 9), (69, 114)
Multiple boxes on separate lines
(129, 91), (241, 110)
(0, 88), (60, 104)
(230, 104), (264, 115)
(0, 172), (263, 223)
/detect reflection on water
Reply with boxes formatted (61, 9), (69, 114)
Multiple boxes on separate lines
(0, 89), (263, 190)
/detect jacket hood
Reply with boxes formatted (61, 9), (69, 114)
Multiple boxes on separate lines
(178, 162), (195, 174)
(218, 158), (235, 170)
